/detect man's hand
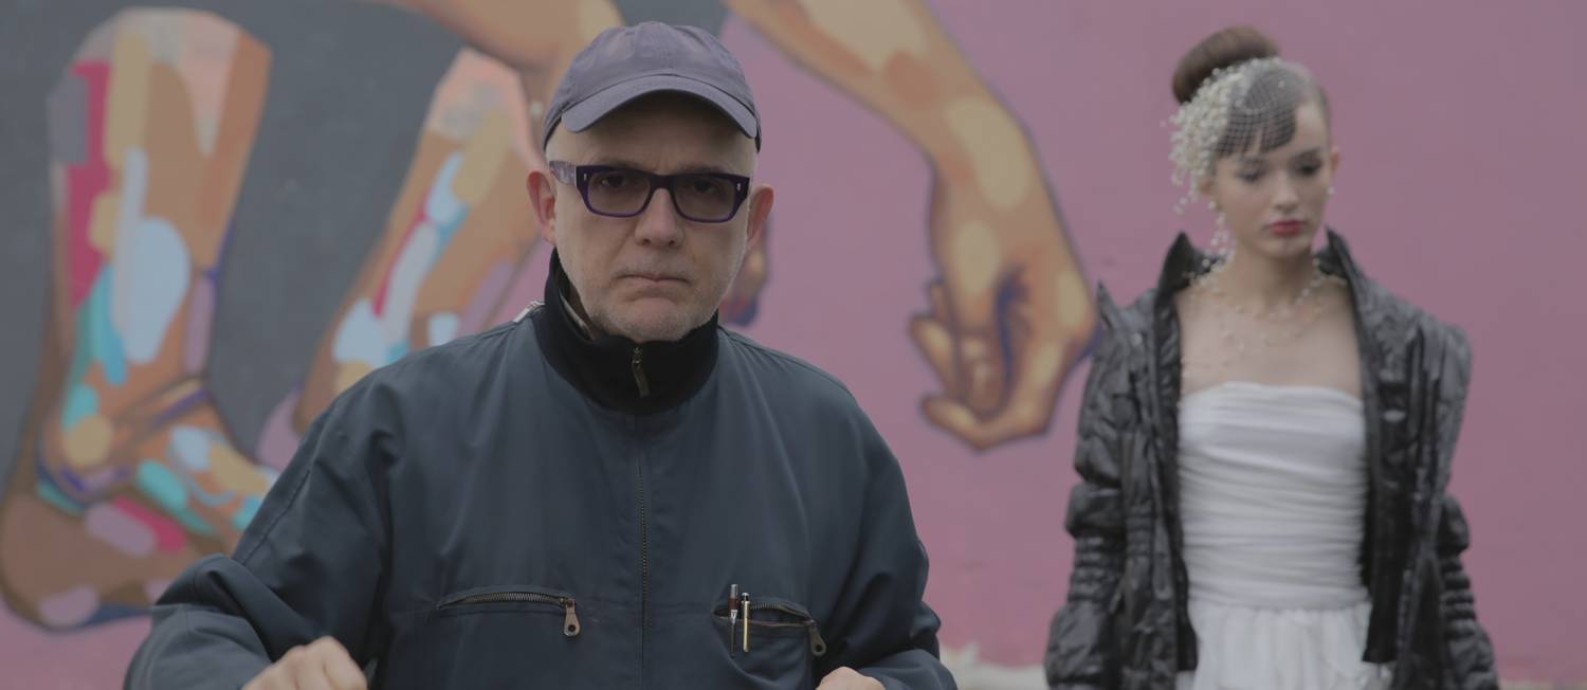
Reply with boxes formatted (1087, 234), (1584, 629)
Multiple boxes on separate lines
(242, 637), (367, 690)
(817, 667), (886, 689)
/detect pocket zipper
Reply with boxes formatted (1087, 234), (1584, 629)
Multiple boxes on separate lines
(441, 591), (581, 637)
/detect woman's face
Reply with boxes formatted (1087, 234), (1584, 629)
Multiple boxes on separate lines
(1202, 101), (1340, 261)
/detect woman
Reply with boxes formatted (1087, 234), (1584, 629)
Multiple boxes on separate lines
(1043, 27), (1497, 690)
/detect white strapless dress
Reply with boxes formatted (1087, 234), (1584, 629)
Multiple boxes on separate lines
(1175, 382), (1391, 690)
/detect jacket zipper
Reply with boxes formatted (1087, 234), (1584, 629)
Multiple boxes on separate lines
(634, 421), (651, 685)
(632, 347), (651, 397)
(631, 348), (650, 683)
(440, 591), (581, 637)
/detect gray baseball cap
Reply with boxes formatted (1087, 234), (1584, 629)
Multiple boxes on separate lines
(541, 22), (761, 151)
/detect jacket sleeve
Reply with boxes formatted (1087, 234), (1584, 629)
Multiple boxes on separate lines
(820, 415), (954, 690)
(1431, 328), (1499, 690)
(1435, 496), (1497, 689)
(1045, 301), (1129, 690)
(123, 379), (394, 690)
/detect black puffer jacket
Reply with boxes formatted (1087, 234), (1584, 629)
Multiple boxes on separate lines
(1044, 231), (1497, 690)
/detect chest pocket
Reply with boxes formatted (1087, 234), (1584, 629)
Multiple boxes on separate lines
(710, 596), (829, 689)
(382, 584), (612, 690)
(436, 584), (582, 636)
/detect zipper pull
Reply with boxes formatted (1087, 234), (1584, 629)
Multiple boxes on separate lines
(806, 621), (828, 657)
(632, 347), (651, 397)
(561, 598), (581, 637)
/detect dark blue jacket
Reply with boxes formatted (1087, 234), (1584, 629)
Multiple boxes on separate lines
(126, 258), (954, 690)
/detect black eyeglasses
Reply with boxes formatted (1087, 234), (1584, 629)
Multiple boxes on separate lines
(549, 161), (751, 223)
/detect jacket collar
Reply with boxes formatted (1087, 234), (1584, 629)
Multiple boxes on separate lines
(1153, 228), (1364, 309)
(532, 251), (720, 414)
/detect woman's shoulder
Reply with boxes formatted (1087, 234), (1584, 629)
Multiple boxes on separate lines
(1087, 282), (1158, 365)
(1350, 275), (1472, 387)
(1321, 229), (1467, 351)
(1085, 233), (1202, 368)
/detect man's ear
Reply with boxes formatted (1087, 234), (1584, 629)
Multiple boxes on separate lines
(744, 183), (774, 248)
(527, 166), (559, 246)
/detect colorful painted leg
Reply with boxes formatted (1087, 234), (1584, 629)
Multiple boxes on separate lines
(0, 8), (270, 628)
(726, 0), (1097, 449)
(288, 49), (542, 434)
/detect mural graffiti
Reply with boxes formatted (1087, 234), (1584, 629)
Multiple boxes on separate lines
(0, 0), (1092, 634)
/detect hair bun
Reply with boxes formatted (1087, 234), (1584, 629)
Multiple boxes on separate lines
(1172, 26), (1281, 104)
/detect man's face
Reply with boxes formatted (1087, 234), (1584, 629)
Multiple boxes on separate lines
(530, 94), (772, 343)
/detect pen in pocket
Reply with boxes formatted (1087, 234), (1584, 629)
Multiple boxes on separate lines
(728, 584), (740, 655)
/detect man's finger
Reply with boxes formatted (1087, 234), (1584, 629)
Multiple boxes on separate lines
(308, 637), (367, 690)
(241, 663), (287, 690)
(318, 646), (368, 689)
(815, 665), (883, 689)
(292, 650), (336, 690)
(815, 666), (855, 688)
(293, 637), (353, 690)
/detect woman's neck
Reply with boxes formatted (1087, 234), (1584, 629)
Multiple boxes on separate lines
(1214, 248), (1317, 313)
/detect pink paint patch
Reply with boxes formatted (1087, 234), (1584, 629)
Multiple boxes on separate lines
(459, 261), (513, 335)
(66, 61), (111, 309)
(38, 586), (99, 629)
(256, 390), (302, 472)
(84, 502), (156, 558)
(371, 204), (429, 317)
(110, 496), (187, 553)
(183, 275), (215, 373)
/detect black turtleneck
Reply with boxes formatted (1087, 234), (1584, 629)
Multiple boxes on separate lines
(532, 252), (720, 414)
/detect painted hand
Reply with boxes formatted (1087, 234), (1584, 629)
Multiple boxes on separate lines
(911, 173), (1096, 451)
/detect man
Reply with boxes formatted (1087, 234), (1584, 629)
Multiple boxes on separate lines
(124, 21), (954, 690)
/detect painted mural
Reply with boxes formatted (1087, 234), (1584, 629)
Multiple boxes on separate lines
(1, 1), (1585, 687)
(0, 0), (1091, 633)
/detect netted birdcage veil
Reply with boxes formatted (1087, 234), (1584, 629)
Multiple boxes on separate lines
(1169, 57), (1320, 212)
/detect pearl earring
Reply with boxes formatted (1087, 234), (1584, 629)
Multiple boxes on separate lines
(1211, 211), (1234, 261)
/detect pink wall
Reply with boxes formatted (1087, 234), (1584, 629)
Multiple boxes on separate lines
(722, 0), (1587, 682)
(1, 1), (1583, 686)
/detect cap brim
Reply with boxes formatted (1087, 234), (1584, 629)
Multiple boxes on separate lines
(560, 74), (759, 142)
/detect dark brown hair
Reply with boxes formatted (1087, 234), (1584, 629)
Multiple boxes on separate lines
(1172, 26), (1330, 159)
(1172, 26), (1281, 105)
